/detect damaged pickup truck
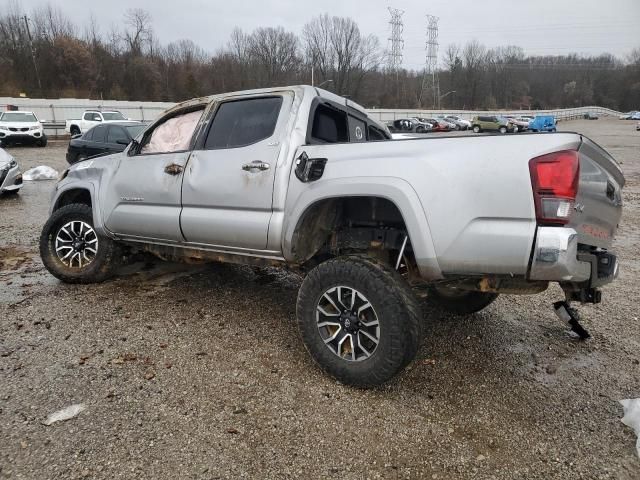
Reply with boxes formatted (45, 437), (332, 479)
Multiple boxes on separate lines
(40, 86), (624, 387)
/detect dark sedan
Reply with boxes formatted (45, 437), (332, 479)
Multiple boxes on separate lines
(66, 121), (145, 164)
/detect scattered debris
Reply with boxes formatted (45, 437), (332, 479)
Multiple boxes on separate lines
(233, 407), (248, 415)
(619, 398), (640, 458)
(226, 428), (239, 434)
(144, 370), (155, 380)
(111, 353), (137, 364)
(22, 166), (59, 181)
(42, 404), (86, 426)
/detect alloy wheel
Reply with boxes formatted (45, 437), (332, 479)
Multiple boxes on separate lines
(316, 286), (380, 362)
(54, 220), (99, 268)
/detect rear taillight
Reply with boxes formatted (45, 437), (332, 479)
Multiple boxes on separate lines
(529, 150), (579, 225)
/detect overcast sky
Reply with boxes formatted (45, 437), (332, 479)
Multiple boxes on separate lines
(19, 0), (640, 68)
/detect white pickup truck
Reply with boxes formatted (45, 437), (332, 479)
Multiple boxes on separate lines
(65, 110), (135, 136)
(41, 86), (624, 387)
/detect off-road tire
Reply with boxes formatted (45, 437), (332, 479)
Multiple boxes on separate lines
(499, 126), (508, 134)
(70, 126), (81, 136)
(429, 286), (498, 315)
(472, 125), (481, 133)
(297, 256), (423, 388)
(40, 203), (121, 283)
(37, 136), (47, 147)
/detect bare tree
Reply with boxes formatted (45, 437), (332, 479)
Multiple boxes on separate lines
(248, 27), (299, 86)
(122, 8), (152, 56)
(32, 3), (76, 41)
(303, 14), (380, 96)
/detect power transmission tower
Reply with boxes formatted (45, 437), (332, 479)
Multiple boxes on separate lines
(387, 7), (404, 105)
(420, 15), (440, 109)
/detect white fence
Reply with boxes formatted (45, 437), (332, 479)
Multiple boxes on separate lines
(0, 96), (623, 137)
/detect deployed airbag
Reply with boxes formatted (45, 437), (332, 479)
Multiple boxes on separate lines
(142, 110), (202, 154)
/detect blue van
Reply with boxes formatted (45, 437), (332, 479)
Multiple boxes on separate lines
(529, 115), (557, 132)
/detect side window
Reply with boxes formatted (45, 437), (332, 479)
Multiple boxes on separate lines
(367, 125), (387, 141)
(139, 108), (204, 155)
(107, 126), (129, 144)
(93, 113), (102, 121)
(348, 115), (367, 143)
(91, 124), (108, 143)
(204, 96), (283, 150)
(83, 112), (94, 121)
(310, 103), (348, 143)
(83, 128), (94, 141)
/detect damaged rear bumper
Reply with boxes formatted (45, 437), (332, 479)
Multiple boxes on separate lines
(528, 227), (618, 287)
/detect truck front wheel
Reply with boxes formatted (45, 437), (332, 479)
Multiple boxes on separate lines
(39, 203), (121, 284)
(297, 256), (422, 387)
(428, 286), (498, 315)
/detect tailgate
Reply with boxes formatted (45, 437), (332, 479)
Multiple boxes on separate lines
(569, 136), (625, 248)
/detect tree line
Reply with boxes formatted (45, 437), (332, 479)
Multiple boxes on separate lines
(1, 3), (639, 111)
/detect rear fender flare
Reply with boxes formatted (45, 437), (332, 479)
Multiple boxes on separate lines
(282, 177), (442, 280)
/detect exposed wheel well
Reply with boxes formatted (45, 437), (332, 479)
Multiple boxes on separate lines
(291, 196), (413, 270)
(55, 188), (92, 210)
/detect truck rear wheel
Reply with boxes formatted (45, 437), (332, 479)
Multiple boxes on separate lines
(428, 286), (498, 315)
(40, 203), (121, 284)
(297, 256), (422, 387)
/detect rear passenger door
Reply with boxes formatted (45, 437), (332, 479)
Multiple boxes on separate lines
(180, 93), (292, 250)
(87, 124), (108, 156)
(106, 125), (130, 153)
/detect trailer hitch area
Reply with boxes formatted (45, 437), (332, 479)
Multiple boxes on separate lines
(553, 300), (591, 340)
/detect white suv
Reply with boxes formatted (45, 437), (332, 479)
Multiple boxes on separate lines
(0, 111), (47, 147)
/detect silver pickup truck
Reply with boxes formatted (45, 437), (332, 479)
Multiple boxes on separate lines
(40, 86), (624, 387)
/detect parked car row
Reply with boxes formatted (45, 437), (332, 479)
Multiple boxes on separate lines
(471, 115), (556, 133)
(389, 114), (559, 135)
(619, 111), (640, 120)
(387, 115), (471, 133)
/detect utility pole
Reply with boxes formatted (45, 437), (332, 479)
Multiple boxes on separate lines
(387, 7), (404, 107)
(420, 15), (440, 109)
(23, 15), (43, 94)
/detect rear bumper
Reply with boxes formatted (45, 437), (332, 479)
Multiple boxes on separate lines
(528, 227), (618, 286)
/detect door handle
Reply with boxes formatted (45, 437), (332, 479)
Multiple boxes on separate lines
(242, 161), (270, 172)
(164, 163), (184, 175)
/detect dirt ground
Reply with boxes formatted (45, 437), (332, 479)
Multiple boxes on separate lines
(1, 119), (639, 480)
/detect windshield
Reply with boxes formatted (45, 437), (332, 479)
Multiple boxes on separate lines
(125, 125), (145, 138)
(102, 112), (126, 121)
(1, 112), (37, 122)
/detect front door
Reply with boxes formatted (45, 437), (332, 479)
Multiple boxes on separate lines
(102, 108), (205, 242)
(180, 93), (291, 250)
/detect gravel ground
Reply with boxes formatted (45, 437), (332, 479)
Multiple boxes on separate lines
(1, 119), (639, 479)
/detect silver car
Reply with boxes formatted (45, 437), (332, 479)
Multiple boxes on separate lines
(0, 148), (22, 195)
